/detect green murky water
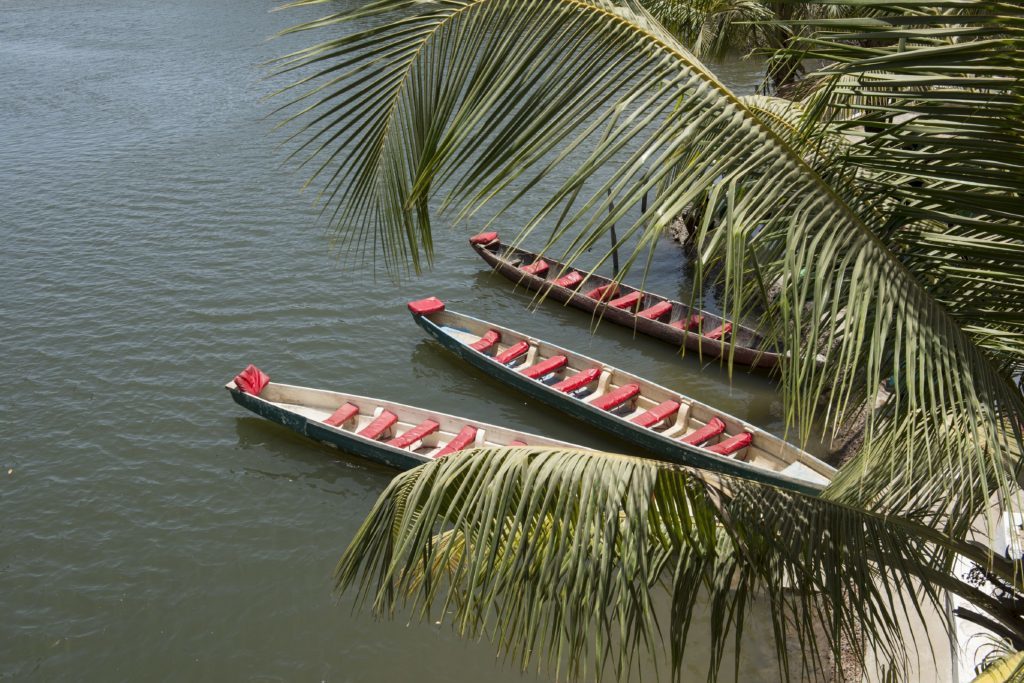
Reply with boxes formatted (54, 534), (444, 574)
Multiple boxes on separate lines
(1, 1), (797, 679)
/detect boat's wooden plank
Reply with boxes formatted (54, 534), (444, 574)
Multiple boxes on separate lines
(431, 425), (478, 458)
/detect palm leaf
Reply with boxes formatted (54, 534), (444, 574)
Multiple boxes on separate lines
(786, 0), (1024, 373)
(336, 447), (1024, 682)
(971, 650), (1024, 683)
(643, 0), (777, 59)
(271, 0), (1024, 529)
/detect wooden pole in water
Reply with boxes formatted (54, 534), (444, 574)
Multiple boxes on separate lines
(609, 186), (648, 277)
(599, 107), (624, 278)
(608, 191), (619, 276)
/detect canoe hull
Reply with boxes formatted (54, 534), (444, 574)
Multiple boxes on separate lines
(473, 242), (781, 370)
(413, 312), (827, 495)
(229, 386), (432, 471)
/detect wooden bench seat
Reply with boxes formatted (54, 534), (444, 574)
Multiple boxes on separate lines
(470, 231), (499, 245)
(670, 314), (703, 331)
(706, 431), (752, 456)
(608, 292), (642, 310)
(470, 329), (501, 352)
(520, 355), (568, 379)
(521, 259), (549, 277)
(704, 323), (732, 341)
(554, 272), (583, 289)
(631, 400), (680, 428)
(432, 426), (478, 458)
(323, 402), (359, 428)
(590, 383), (640, 411)
(679, 416), (726, 445)
(494, 341), (530, 364)
(584, 284), (619, 301)
(358, 410), (399, 440)
(551, 368), (601, 393)
(637, 301), (673, 320)
(387, 419), (440, 449)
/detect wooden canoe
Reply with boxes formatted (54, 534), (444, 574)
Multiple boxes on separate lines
(408, 297), (834, 495)
(226, 367), (587, 471)
(469, 231), (781, 370)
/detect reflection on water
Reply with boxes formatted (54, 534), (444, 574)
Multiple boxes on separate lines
(233, 417), (395, 483)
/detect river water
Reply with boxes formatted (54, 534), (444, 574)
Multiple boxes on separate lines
(1, 1), (799, 680)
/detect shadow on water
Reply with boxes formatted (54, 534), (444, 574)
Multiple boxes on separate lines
(232, 417), (397, 486)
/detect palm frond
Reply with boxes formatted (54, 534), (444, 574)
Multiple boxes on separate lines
(272, 0), (1024, 528)
(769, 0), (1024, 518)
(970, 649), (1024, 683)
(336, 447), (1023, 682)
(787, 0), (1024, 374)
(643, 0), (777, 59)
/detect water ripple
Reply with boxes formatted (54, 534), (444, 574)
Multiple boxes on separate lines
(0, 0), (785, 680)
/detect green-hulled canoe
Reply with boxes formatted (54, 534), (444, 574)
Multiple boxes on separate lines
(408, 297), (834, 495)
(226, 366), (587, 471)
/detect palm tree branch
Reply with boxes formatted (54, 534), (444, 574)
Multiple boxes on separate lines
(335, 448), (1024, 682)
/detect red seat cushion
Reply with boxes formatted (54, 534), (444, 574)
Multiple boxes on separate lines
(554, 271), (583, 289)
(706, 431), (752, 456)
(469, 231), (499, 245)
(551, 367), (601, 393)
(494, 341), (530, 364)
(357, 410), (398, 440)
(407, 297), (445, 316)
(386, 419), (440, 449)
(590, 383), (640, 411)
(637, 301), (673, 320)
(433, 426), (478, 458)
(520, 355), (568, 379)
(520, 259), (549, 277)
(584, 284), (619, 301)
(680, 416), (726, 445)
(704, 323), (733, 341)
(324, 402), (359, 427)
(470, 329), (501, 352)
(234, 364), (270, 395)
(670, 314), (703, 331)
(631, 400), (680, 428)
(608, 291), (642, 310)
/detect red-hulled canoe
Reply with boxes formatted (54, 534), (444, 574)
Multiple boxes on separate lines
(469, 231), (780, 370)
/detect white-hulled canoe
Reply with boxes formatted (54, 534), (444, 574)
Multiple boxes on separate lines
(469, 231), (781, 370)
(226, 366), (588, 470)
(408, 298), (835, 495)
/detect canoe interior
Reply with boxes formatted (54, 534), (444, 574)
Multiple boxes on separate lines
(475, 239), (781, 368)
(230, 381), (583, 465)
(422, 308), (835, 487)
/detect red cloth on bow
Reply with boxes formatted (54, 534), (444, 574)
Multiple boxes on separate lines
(234, 364), (270, 395)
